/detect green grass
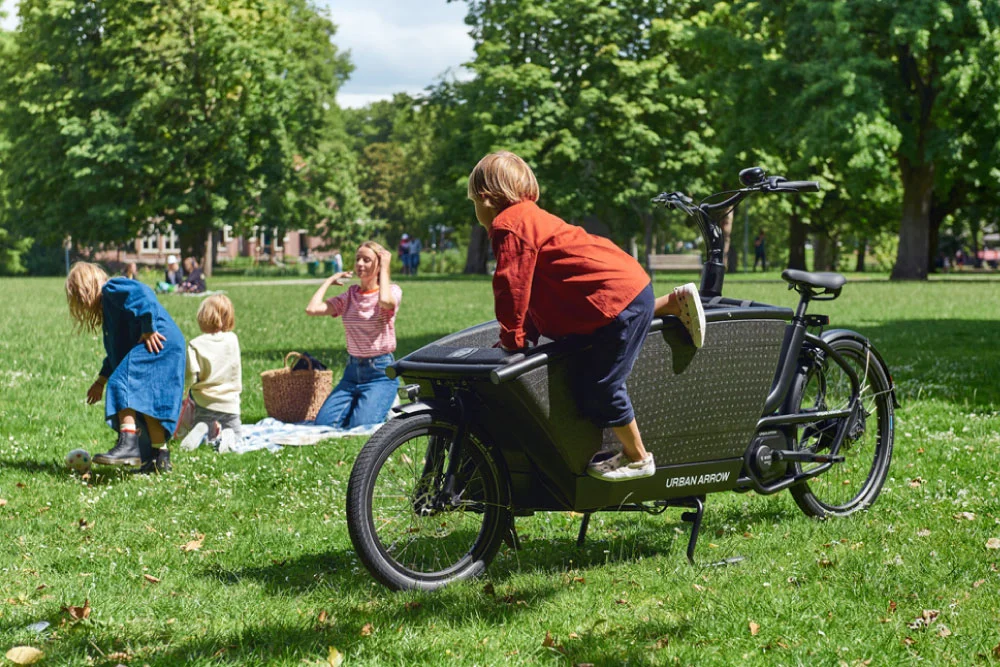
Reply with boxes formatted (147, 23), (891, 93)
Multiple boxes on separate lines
(1, 273), (999, 666)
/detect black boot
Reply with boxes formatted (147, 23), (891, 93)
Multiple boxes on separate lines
(137, 448), (172, 474)
(94, 429), (144, 466)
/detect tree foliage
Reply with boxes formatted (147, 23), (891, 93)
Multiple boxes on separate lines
(0, 0), (366, 268)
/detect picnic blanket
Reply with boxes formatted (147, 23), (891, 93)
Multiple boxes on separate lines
(228, 418), (383, 454)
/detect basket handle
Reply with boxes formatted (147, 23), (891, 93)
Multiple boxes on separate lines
(283, 351), (311, 371)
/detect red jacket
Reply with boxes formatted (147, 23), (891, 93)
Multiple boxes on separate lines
(490, 200), (650, 349)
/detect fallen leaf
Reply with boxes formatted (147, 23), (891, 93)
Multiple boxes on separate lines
(953, 512), (976, 521)
(937, 625), (952, 638)
(5, 646), (44, 665)
(573, 576), (585, 584)
(404, 601), (421, 611)
(483, 582), (495, 596)
(0, 499), (7, 506)
(61, 599), (91, 621)
(693, 584), (705, 592)
(916, 529), (931, 537)
(908, 477), (924, 488)
(817, 558), (835, 568)
(776, 641), (789, 649)
(143, 574), (160, 584)
(655, 637), (669, 649)
(993, 643), (1000, 659)
(360, 623), (373, 637)
(973, 579), (986, 589)
(749, 621), (760, 636)
(615, 599), (628, 605)
(903, 637), (916, 647)
(568, 632), (580, 640)
(327, 646), (344, 667)
(180, 534), (205, 552)
(986, 538), (1000, 550)
(37, 507), (49, 513)
(107, 651), (130, 661)
(888, 600), (897, 613)
(542, 631), (555, 647)
(318, 610), (328, 624)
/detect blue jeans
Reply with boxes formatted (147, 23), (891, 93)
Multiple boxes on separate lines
(314, 353), (399, 428)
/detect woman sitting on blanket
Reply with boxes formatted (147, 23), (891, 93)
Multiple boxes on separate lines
(305, 241), (401, 428)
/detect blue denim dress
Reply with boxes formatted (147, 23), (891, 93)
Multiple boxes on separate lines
(100, 278), (186, 434)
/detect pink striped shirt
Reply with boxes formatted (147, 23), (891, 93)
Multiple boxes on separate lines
(326, 284), (402, 358)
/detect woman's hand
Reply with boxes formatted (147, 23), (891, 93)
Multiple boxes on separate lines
(377, 248), (392, 272)
(332, 271), (354, 286)
(141, 331), (166, 353)
(86, 380), (105, 405)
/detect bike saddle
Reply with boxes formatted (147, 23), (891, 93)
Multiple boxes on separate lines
(781, 269), (846, 297)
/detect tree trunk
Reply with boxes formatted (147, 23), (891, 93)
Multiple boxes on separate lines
(202, 229), (214, 277)
(642, 212), (654, 270)
(719, 209), (738, 273)
(813, 232), (830, 271)
(464, 224), (490, 274)
(788, 206), (806, 270)
(855, 237), (867, 272)
(891, 157), (934, 280)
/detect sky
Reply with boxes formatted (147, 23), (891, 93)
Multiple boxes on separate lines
(0, 0), (474, 108)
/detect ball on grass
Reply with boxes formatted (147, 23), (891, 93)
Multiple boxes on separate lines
(65, 449), (92, 474)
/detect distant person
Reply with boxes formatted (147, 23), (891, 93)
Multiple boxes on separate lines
(332, 250), (344, 274)
(305, 241), (401, 428)
(753, 230), (767, 271)
(178, 257), (206, 293)
(164, 255), (184, 285)
(398, 233), (411, 275)
(180, 295), (243, 453)
(66, 262), (184, 473)
(409, 237), (422, 276)
(124, 262), (139, 280)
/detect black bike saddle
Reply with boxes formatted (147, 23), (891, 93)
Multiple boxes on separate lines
(781, 269), (846, 296)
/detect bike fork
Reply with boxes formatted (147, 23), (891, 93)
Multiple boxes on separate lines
(438, 393), (469, 506)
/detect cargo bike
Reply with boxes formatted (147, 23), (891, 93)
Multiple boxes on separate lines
(346, 167), (898, 591)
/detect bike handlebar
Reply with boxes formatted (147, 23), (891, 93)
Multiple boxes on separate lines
(766, 180), (820, 193)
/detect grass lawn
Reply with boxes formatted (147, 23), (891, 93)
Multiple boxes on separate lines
(1, 272), (999, 666)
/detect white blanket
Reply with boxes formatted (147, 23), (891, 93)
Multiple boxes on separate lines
(231, 418), (382, 454)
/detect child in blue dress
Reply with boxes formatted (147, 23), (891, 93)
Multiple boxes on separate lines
(66, 262), (186, 473)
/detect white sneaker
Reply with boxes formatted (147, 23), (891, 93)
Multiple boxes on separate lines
(217, 428), (238, 454)
(586, 452), (656, 482)
(673, 283), (706, 348)
(180, 422), (208, 451)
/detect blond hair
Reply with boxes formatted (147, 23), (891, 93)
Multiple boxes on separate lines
(467, 151), (540, 211)
(66, 262), (108, 333)
(359, 241), (390, 285)
(197, 294), (235, 333)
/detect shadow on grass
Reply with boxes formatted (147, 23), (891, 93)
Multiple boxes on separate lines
(0, 458), (164, 487)
(862, 319), (1000, 407)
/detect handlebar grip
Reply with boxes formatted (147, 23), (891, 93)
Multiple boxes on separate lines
(490, 352), (549, 384)
(773, 181), (820, 193)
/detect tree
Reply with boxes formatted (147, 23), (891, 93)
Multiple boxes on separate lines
(708, 1), (1000, 280)
(441, 0), (719, 273)
(0, 0), (365, 273)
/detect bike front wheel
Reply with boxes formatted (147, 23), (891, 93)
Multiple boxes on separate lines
(789, 336), (894, 517)
(346, 412), (511, 591)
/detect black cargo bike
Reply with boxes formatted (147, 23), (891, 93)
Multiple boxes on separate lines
(345, 167), (898, 591)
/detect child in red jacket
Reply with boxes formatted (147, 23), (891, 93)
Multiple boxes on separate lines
(468, 151), (705, 481)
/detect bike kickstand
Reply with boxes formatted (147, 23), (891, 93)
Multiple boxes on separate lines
(680, 496), (705, 565)
(576, 513), (592, 548)
(503, 520), (522, 551)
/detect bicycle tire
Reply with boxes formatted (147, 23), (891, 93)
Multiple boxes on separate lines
(346, 412), (510, 591)
(789, 336), (894, 517)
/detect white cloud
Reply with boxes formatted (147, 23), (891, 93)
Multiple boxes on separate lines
(1, 0), (19, 31)
(325, 1), (473, 97)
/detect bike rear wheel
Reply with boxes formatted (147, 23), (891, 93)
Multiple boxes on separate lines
(346, 412), (510, 591)
(789, 337), (894, 517)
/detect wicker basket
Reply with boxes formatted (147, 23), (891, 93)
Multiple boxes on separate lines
(261, 352), (334, 423)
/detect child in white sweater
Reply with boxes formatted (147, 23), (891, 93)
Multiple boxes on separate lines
(181, 295), (243, 451)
